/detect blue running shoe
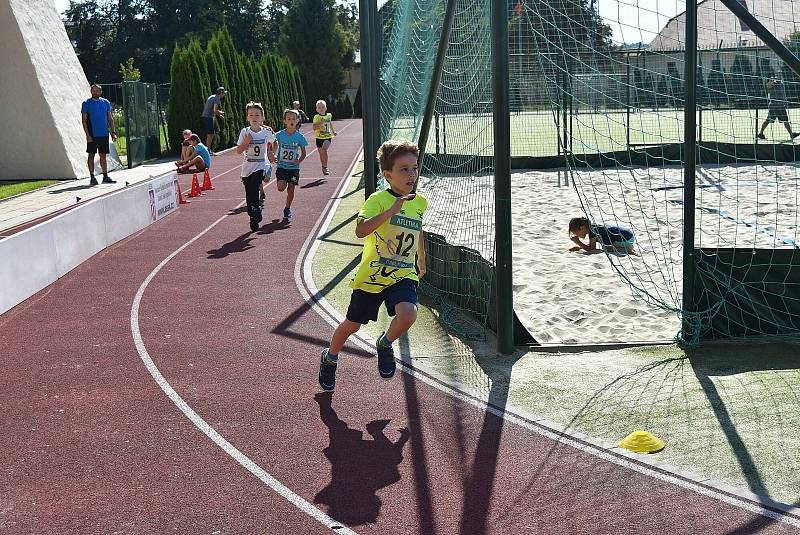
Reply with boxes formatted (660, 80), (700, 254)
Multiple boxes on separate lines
(319, 349), (337, 391)
(283, 207), (293, 221)
(376, 332), (396, 379)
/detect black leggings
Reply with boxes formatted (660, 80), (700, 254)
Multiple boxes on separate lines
(242, 170), (265, 215)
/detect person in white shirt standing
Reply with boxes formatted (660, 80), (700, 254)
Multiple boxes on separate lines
(236, 102), (276, 232)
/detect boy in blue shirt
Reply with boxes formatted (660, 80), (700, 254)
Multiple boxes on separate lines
(274, 109), (308, 221)
(568, 216), (640, 256)
(81, 84), (117, 186)
(177, 134), (211, 173)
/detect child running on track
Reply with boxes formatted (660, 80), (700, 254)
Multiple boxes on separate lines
(236, 102), (276, 232)
(319, 139), (428, 391)
(313, 99), (337, 176)
(274, 109), (307, 221)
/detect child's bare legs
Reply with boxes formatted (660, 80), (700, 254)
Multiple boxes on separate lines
(285, 183), (295, 208)
(329, 319), (362, 355)
(385, 302), (418, 343)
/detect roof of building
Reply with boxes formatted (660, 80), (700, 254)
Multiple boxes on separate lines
(648, 0), (800, 51)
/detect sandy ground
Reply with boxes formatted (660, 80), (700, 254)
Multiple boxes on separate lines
(419, 162), (800, 344)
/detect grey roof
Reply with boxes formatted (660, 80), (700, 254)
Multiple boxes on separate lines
(648, 0), (800, 51)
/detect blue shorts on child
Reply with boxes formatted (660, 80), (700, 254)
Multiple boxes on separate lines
(346, 278), (418, 324)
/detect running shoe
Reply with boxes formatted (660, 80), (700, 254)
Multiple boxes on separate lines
(283, 207), (293, 220)
(757, 133), (766, 140)
(376, 332), (396, 379)
(322, 166), (330, 176)
(319, 349), (338, 391)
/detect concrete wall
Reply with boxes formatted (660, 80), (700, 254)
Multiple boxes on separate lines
(0, 0), (105, 180)
(0, 174), (176, 315)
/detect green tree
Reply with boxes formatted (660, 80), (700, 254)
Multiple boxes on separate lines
(279, 0), (351, 103)
(119, 58), (141, 81)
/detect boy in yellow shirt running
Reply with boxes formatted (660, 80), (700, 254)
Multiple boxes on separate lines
(319, 139), (427, 391)
(313, 99), (337, 176)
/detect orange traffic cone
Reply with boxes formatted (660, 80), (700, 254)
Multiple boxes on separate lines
(177, 183), (190, 204)
(188, 173), (203, 197)
(201, 168), (214, 191)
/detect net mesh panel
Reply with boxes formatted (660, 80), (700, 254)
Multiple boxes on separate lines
(378, 0), (496, 339)
(122, 81), (162, 168)
(378, 0), (800, 344)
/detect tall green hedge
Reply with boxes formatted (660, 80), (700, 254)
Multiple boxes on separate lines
(168, 27), (305, 152)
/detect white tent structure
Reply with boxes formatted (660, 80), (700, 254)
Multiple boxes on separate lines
(0, 0), (121, 180)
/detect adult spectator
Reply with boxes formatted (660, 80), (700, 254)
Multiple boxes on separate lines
(757, 77), (800, 141)
(81, 84), (117, 186)
(202, 87), (226, 152)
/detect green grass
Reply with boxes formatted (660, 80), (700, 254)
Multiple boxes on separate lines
(114, 128), (170, 158)
(409, 107), (797, 158)
(0, 180), (59, 200)
(313, 157), (800, 507)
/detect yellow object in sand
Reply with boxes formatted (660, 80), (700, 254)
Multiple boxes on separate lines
(618, 430), (665, 453)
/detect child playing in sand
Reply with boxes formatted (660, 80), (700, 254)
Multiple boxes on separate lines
(568, 217), (640, 256)
(318, 139), (427, 391)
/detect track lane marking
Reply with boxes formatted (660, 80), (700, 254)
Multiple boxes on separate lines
(295, 149), (800, 529)
(130, 122), (362, 534)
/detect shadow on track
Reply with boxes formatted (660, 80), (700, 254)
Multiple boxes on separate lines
(206, 232), (255, 259)
(314, 392), (410, 525)
(301, 179), (326, 189)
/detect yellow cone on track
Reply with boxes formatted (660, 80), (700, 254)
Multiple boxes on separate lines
(618, 430), (665, 453)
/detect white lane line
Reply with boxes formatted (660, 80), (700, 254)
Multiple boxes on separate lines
(295, 151), (800, 528)
(130, 163), (360, 534)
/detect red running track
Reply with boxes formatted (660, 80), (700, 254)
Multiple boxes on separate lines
(1, 119), (798, 534)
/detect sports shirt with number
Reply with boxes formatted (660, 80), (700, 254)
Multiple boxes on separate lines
(350, 189), (428, 292)
(237, 126), (275, 177)
(275, 129), (308, 170)
(313, 113), (334, 139)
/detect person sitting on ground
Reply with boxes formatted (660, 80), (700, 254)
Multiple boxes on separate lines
(568, 216), (640, 256)
(175, 129), (196, 167)
(177, 134), (211, 173)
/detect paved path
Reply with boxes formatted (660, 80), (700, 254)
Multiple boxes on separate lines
(1, 119), (798, 534)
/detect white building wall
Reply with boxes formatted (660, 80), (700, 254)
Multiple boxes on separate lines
(0, 0), (100, 179)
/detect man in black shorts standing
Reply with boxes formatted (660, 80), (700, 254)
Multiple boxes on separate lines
(81, 84), (118, 185)
(757, 77), (799, 141)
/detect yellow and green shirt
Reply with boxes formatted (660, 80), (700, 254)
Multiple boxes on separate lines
(313, 113), (334, 139)
(350, 189), (428, 292)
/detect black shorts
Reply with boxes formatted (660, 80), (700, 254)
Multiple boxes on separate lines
(276, 167), (300, 185)
(767, 108), (789, 122)
(315, 137), (332, 149)
(201, 116), (215, 135)
(87, 136), (110, 155)
(346, 278), (419, 324)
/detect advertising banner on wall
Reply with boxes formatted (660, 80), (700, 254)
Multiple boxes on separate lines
(147, 172), (179, 222)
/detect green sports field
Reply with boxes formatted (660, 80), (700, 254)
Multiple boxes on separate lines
(409, 107), (800, 158)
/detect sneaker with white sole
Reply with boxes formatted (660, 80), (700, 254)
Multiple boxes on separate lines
(376, 332), (396, 379)
(319, 349), (338, 391)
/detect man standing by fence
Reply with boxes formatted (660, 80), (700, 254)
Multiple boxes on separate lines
(81, 84), (117, 185)
(202, 87), (226, 153)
